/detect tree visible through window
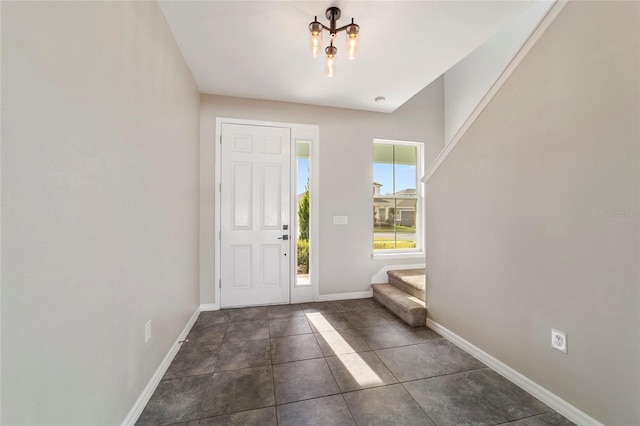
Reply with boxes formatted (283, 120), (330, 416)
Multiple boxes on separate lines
(373, 141), (420, 252)
(296, 141), (311, 285)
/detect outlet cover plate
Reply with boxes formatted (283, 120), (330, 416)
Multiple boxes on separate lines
(145, 320), (152, 343)
(551, 328), (567, 353)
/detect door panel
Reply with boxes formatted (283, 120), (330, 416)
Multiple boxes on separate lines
(221, 124), (291, 308)
(261, 164), (281, 229)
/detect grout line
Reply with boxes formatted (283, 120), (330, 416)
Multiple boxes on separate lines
(399, 381), (439, 426)
(197, 373), (215, 423)
(269, 346), (278, 425)
(141, 300), (452, 424)
(196, 312), (215, 423)
(490, 410), (557, 425)
(339, 393), (359, 425)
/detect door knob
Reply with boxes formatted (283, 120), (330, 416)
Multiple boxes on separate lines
(277, 235), (289, 240)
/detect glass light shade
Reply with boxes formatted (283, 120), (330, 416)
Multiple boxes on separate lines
(310, 32), (322, 58)
(346, 33), (358, 60)
(309, 21), (323, 58)
(325, 54), (336, 77)
(346, 23), (359, 60)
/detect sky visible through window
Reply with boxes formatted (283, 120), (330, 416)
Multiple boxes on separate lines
(374, 163), (416, 195)
(297, 158), (309, 194)
(298, 160), (416, 195)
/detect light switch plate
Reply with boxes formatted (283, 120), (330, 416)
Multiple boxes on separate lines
(333, 215), (348, 225)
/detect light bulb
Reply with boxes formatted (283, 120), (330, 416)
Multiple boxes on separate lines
(309, 20), (323, 58)
(347, 34), (358, 60)
(346, 22), (359, 60)
(310, 33), (322, 58)
(325, 43), (337, 77)
(325, 54), (336, 77)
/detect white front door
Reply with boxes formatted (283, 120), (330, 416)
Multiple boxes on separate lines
(220, 123), (291, 308)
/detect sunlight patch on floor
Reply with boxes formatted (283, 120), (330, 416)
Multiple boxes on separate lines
(305, 313), (332, 332)
(334, 352), (385, 387)
(309, 313), (383, 387)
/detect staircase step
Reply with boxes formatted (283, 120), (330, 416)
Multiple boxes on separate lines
(372, 284), (427, 327)
(387, 269), (426, 302)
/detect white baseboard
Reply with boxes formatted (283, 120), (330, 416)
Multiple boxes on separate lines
(121, 307), (201, 426)
(371, 263), (426, 284)
(426, 319), (603, 426)
(199, 303), (219, 311)
(317, 290), (373, 302)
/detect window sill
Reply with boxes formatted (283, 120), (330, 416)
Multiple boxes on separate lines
(372, 251), (425, 261)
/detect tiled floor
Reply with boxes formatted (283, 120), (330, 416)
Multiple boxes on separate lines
(136, 298), (575, 426)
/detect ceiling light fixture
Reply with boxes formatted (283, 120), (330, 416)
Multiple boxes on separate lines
(309, 7), (360, 77)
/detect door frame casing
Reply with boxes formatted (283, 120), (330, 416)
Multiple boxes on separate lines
(214, 117), (319, 308)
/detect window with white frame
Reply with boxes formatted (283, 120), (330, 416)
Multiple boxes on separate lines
(373, 140), (423, 254)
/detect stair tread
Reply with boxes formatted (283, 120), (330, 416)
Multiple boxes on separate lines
(387, 269), (426, 291)
(387, 268), (425, 301)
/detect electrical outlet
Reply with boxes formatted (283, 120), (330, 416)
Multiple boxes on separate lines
(145, 320), (152, 343)
(551, 329), (567, 353)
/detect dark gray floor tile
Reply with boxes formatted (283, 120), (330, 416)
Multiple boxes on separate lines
(267, 304), (304, 319)
(272, 358), (340, 404)
(325, 351), (398, 392)
(467, 369), (551, 421)
(333, 298), (375, 312)
(226, 306), (267, 323)
(375, 345), (447, 381)
(199, 407), (277, 426)
(268, 316), (312, 337)
(356, 324), (414, 350)
(343, 383), (435, 426)
(505, 412), (576, 426)
(136, 375), (211, 425)
(223, 320), (269, 342)
(201, 366), (275, 418)
(381, 312), (415, 329)
(305, 312), (353, 332)
(186, 323), (226, 346)
(300, 301), (338, 314)
(314, 329), (371, 356)
(277, 395), (355, 426)
(271, 334), (323, 364)
(215, 339), (271, 371)
(193, 311), (231, 329)
(342, 309), (390, 328)
(369, 298), (385, 309)
(171, 421), (199, 426)
(418, 339), (485, 373)
(390, 323), (442, 343)
(164, 343), (219, 379)
(372, 307), (399, 320)
(403, 372), (507, 426)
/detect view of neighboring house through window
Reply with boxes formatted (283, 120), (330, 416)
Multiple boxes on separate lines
(296, 141), (311, 285)
(373, 141), (421, 252)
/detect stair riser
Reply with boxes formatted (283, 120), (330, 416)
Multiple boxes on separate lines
(372, 285), (427, 327)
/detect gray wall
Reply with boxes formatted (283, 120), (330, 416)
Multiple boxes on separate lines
(1, 2), (201, 424)
(200, 80), (444, 303)
(425, 2), (639, 424)
(444, 0), (553, 144)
